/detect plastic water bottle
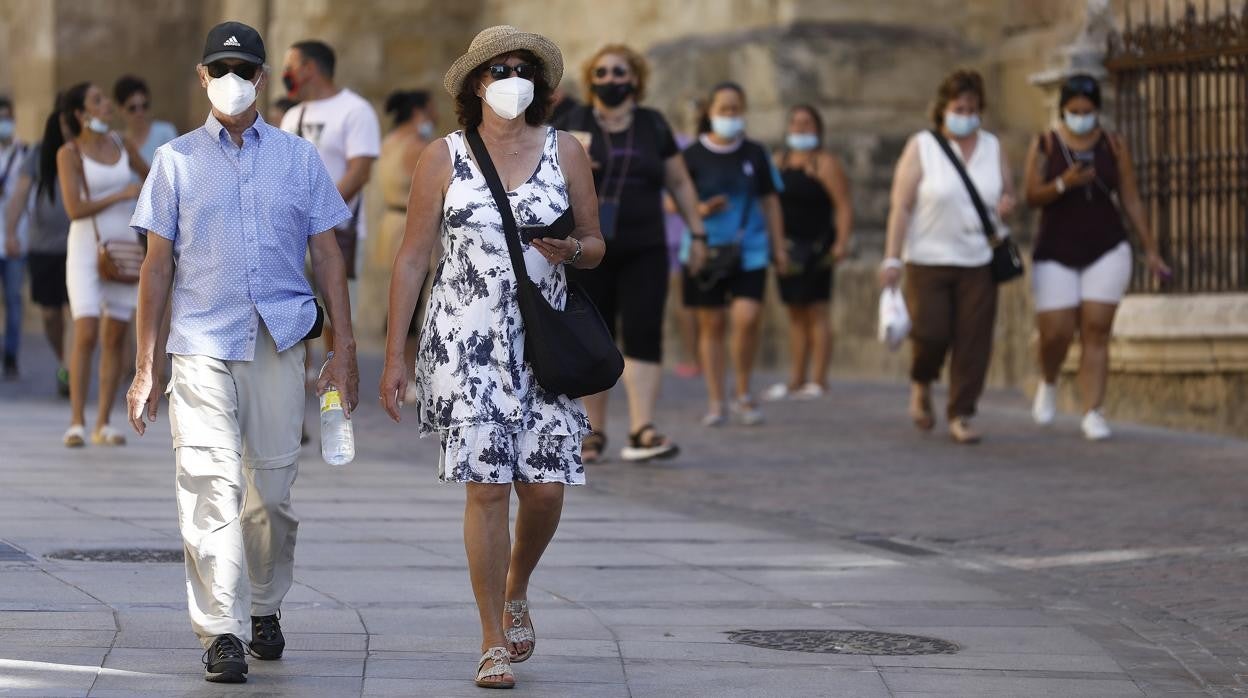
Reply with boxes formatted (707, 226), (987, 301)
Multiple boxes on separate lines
(319, 352), (355, 466)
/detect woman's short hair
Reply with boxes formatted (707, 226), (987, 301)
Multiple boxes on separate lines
(581, 44), (650, 104)
(930, 69), (986, 128)
(113, 75), (149, 106)
(453, 50), (552, 129)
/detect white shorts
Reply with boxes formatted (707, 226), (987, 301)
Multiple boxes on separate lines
(65, 225), (138, 321)
(1032, 242), (1133, 312)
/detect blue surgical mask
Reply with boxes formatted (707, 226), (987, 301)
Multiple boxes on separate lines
(0, 119), (13, 141)
(1063, 111), (1097, 136)
(786, 133), (819, 152)
(418, 120), (435, 140)
(87, 117), (110, 134)
(944, 112), (980, 138)
(710, 116), (745, 141)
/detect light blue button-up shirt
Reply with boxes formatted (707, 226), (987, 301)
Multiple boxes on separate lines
(131, 112), (351, 361)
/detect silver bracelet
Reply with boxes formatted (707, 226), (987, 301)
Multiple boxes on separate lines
(563, 238), (583, 266)
(1054, 176), (1066, 194)
(880, 257), (904, 271)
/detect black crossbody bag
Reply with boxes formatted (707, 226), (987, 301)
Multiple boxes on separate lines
(466, 128), (623, 399)
(697, 194), (752, 291)
(929, 130), (1023, 284)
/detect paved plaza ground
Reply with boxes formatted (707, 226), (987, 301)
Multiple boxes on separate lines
(1, 345), (1245, 696)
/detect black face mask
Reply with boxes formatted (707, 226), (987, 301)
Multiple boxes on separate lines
(281, 71), (298, 95)
(592, 82), (634, 108)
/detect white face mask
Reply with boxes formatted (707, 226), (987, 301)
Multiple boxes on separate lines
(484, 77), (534, 121)
(710, 116), (745, 140)
(1063, 111), (1097, 136)
(786, 133), (819, 151)
(206, 71), (258, 117)
(86, 117), (110, 134)
(944, 112), (980, 138)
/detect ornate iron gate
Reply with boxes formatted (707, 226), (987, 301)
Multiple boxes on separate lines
(1106, 1), (1248, 293)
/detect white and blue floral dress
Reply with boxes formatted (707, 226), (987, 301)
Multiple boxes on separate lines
(414, 127), (589, 485)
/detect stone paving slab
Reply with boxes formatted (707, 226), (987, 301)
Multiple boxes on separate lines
(0, 352), (1217, 696)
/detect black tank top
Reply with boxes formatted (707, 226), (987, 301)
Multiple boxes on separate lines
(779, 154), (835, 243)
(1034, 130), (1127, 268)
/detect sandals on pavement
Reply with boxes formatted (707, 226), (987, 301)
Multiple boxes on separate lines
(503, 599), (535, 663)
(909, 386), (935, 432)
(581, 431), (606, 464)
(92, 425), (127, 447)
(475, 646), (515, 689)
(620, 424), (679, 463)
(949, 417), (982, 444)
(63, 425), (86, 448)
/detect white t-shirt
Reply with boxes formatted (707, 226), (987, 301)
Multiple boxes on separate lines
(280, 88), (381, 238)
(904, 129), (1005, 268)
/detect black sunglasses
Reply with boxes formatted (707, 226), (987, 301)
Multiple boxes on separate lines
(594, 66), (629, 79)
(205, 62), (260, 81)
(126, 101), (150, 114)
(486, 63), (538, 81)
(1063, 76), (1098, 96)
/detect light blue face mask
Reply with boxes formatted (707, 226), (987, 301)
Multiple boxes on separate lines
(944, 112), (980, 138)
(710, 116), (745, 140)
(1063, 111), (1098, 136)
(0, 119), (13, 141)
(418, 120), (435, 139)
(786, 133), (819, 151)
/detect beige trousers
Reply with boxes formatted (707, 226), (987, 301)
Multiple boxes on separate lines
(167, 326), (306, 647)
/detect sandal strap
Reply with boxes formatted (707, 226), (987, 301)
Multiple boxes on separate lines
(629, 424), (666, 448)
(477, 647), (511, 679)
(583, 431), (606, 450)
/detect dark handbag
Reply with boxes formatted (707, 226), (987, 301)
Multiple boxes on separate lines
(466, 128), (623, 399)
(929, 129), (1023, 284)
(786, 236), (833, 272)
(334, 201), (360, 280)
(696, 193), (752, 291)
(72, 141), (144, 284)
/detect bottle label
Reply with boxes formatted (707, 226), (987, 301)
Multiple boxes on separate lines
(320, 389), (343, 414)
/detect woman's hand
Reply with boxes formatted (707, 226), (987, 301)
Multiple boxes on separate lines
(3, 233), (19, 259)
(698, 194), (729, 218)
(996, 192), (1016, 219)
(831, 240), (850, 264)
(379, 356), (408, 423)
(878, 263), (902, 289)
(687, 239), (708, 276)
(530, 236), (579, 265)
(1145, 250), (1172, 280)
(118, 182), (143, 201)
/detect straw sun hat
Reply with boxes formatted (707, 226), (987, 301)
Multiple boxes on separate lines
(443, 25), (564, 97)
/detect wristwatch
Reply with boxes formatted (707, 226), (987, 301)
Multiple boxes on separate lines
(690, 231), (708, 243)
(564, 238), (583, 266)
(1054, 176), (1067, 194)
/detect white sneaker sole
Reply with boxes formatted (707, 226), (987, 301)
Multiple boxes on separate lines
(620, 444), (680, 462)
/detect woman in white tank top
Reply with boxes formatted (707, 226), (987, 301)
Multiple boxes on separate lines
(879, 70), (1017, 444)
(56, 82), (149, 448)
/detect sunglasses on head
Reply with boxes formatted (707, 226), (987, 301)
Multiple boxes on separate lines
(1063, 76), (1098, 96)
(126, 101), (150, 114)
(594, 65), (629, 79)
(205, 61), (260, 81)
(486, 63), (538, 81)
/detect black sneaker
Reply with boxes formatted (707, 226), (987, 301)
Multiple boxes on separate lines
(202, 634), (248, 683)
(249, 612), (285, 660)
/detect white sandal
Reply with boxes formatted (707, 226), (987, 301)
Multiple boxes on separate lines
(504, 600), (535, 662)
(474, 646), (515, 689)
(63, 425), (86, 448)
(91, 425), (127, 446)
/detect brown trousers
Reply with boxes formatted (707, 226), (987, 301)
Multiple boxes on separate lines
(903, 263), (998, 419)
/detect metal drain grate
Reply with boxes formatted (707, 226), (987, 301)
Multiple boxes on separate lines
(727, 629), (959, 656)
(47, 549), (184, 563)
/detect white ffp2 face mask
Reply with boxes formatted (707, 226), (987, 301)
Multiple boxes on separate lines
(207, 72), (258, 117)
(484, 77), (534, 121)
(87, 117), (110, 134)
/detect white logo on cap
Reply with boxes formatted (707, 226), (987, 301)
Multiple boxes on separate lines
(223, 35), (242, 47)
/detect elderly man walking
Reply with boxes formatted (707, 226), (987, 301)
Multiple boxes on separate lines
(126, 21), (358, 684)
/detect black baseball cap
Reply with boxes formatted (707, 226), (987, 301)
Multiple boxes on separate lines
(203, 21), (266, 65)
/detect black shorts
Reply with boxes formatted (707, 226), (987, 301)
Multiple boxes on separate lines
(778, 264), (833, 305)
(27, 253), (68, 308)
(682, 267), (766, 308)
(567, 244), (668, 363)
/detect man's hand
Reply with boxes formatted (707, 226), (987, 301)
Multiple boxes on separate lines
(317, 344), (359, 417)
(126, 368), (163, 436)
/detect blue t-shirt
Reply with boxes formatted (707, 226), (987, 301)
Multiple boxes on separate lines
(679, 135), (783, 271)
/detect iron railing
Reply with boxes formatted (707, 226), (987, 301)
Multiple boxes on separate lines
(1106, 1), (1248, 293)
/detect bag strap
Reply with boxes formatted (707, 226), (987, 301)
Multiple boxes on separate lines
(66, 141), (105, 246)
(928, 129), (995, 242)
(296, 104), (307, 139)
(734, 153), (756, 244)
(466, 128), (532, 290)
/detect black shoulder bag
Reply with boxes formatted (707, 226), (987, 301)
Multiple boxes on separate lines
(696, 189), (752, 291)
(929, 130), (1023, 284)
(466, 128), (623, 399)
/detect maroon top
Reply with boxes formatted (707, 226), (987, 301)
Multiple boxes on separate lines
(1034, 130), (1127, 269)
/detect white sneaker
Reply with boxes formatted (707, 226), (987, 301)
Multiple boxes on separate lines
(762, 383), (790, 402)
(1032, 382), (1057, 426)
(794, 383), (825, 400)
(731, 397), (765, 426)
(701, 404), (727, 428)
(1081, 410), (1112, 441)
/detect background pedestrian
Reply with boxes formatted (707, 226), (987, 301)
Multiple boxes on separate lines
(113, 75), (178, 169)
(0, 96), (29, 379)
